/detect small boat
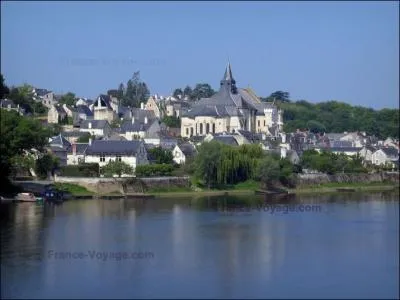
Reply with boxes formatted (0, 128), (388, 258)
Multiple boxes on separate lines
(43, 188), (64, 204)
(15, 193), (40, 202)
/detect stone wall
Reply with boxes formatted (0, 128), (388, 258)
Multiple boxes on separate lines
(54, 176), (191, 194)
(296, 172), (399, 187)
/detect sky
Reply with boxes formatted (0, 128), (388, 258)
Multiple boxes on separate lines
(1, 1), (399, 109)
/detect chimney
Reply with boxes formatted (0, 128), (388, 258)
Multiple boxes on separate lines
(88, 122), (92, 129)
(132, 117), (135, 124)
(89, 138), (92, 146)
(144, 116), (148, 124)
(72, 143), (77, 156)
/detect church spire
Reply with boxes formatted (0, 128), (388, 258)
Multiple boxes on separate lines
(220, 62), (237, 94)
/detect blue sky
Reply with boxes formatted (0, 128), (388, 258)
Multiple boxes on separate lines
(1, 1), (398, 109)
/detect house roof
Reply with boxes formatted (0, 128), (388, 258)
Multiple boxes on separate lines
(331, 140), (353, 148)
(0, 99), (18, 108)
(120, 119), (155, 133)
(67, 143), (89, 155)
(325, 133), (346, 140)
(213, 135), (239, 146)
(94, 95), (112, 109)
(122, 108), (157, 121)
(55, 105), (67, 114)
(380, 147), (399, 157)
(35, 89), (51, 96)
(75, 105), (93, 116)
(61, 131), (90, 138)
(81, 119), (110, 129)
(178, 143), (197, 157)
(49, 134), (71, 148)
(329, 147), (362, 152)
(86, 140), (144, 155)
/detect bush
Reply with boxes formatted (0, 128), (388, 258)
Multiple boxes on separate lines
(60, 163), (100, 177)
(135, 164), (174, 177)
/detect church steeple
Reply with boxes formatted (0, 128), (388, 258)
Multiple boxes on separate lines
(220, 62), (237, 94)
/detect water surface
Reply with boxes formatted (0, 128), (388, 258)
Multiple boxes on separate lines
(1, 192), (399, 299)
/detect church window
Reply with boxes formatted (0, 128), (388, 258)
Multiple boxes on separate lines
(206, 123), (210, 134)
(212, 123), (215, 133)
(186, 128), (189, 135)
(264, 120), (266, 126)
(190, 128), (194, 136)
(200, 123), (203, 134)
(258, 120), (260, 127)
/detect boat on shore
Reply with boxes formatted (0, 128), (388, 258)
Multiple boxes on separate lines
(15, 193), (42, 202)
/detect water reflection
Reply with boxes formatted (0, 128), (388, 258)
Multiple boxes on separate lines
(1, 192), (399, 299)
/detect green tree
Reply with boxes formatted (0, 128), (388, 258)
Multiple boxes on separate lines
(172, 88), (183, 99)
(148, 147), (173, 164)
(191, 83), (215, 100)
(35, 153), (59, 179)
(59, 92), (76, 106)
(162, 116), (181, 127)
(101, 160), (133, 177)
(183, 86), (193, 99)
(254, 155), (281, 188)
(1, 74), (10, 99)
(122, 71), (150, 108)
(307, 120), (326, 134)
(76, 133), (92, 143)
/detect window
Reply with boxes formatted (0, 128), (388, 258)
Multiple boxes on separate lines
(206, 123), (210, 134)
(264, 120), (266, 126)
(116, 155), (122, 162)
(212, 123), (215, 133)
(200, 123), (203, 134)
(258, 120), (260, 127)
(100, 154), (105, 162)
(190, 128), (194, 136)
(186, 128), (189, 135)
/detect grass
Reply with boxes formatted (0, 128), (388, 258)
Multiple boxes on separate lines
(54, 183), (94, 196)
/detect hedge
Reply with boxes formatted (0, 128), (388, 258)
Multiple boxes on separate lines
(60, 163), (100, 177)
(135, 164), (174, 177)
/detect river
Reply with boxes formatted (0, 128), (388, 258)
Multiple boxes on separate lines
(1, 191), (399, 299)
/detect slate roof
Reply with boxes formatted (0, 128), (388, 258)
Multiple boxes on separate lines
(325, 133), (346, 141)
(75, 105), (93, 116)
(86, 140), (143, 155)
(122, 108), (157, 121)
(55, 105), (67, 115)
(329, 147), (362, 152)
(120, 119), (155, 133)
(49, 134), (71, 148)
(81, 119), (110, 129)
(62, 131), (90, 138)
(178, 143), (197, 158)
(67, 143), (89, 155)
(213, 135), (239, 146)
(331, 140), (353, 148)
(35, 89), (51, 96)
(94, 95), (112, 109)
(381, 147), (399, 157)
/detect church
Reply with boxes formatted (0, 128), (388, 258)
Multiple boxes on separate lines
(180, 63), (283, 137)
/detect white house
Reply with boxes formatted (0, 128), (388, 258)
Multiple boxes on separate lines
(120, 117), (161, 140)
(79, 120), (112, 138)
(67, 143), (89, 165)
(358, 146), (376, 164)
(371, 147), (399, 167)
(172, 143), (197, 165)
(85, 140), (149, 170)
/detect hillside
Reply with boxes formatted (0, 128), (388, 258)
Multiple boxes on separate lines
(274, 100), (399, 138)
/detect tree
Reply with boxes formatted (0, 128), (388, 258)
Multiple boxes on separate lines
(117, 83), (125, 100)
(194, 141), (223, 188)
(148, 147), (173, 164)
(254, 155), (281, 188)
(101, 160), (133, 177)
(122, 71), (150, 108)
(183, 86), (193, 99)
(162, 116), (181, 128)
(307, 120), (326, 134)
(59, 92), (76, 106)
(191, 83), (215, 100)
(35, 153), (59, 179)
(1, 74), (10, 99)
(172, 88), (183, 99)
(1, 110), (52, 183)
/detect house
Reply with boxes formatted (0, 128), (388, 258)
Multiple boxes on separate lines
(120, 117), (161, 140)
(173, 143), (197, 165)
(358, 145), (377, 164)
(180, 63), (283, 138)
(145, 95), (163, 118)
(62, 104), (75, 118)
(73, 105), (94, 126)
(0, 99), (25, 115)
(371, 147), (399, 167)
(85, 140), (149, 170)
(67, 143), (89, 165)
(316, 147), (362, 157)
(75, 98), (92, 106)
(33, 88), (55, 108)
(48, 134), (72, 166)
(79, 120), (112, 138)
(93, 95), (117, 122)
(286, 149), (300, 164)
(47, 104), (67, 124)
